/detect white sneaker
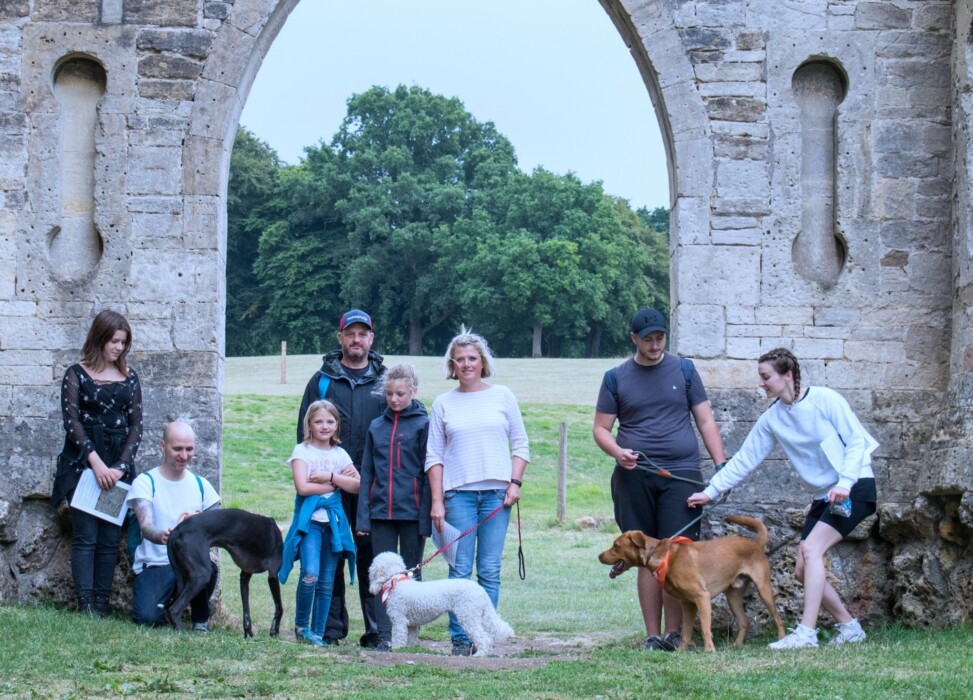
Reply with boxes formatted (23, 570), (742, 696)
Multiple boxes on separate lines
(768, 624), (819, 649)
(828, 619), (866, 645)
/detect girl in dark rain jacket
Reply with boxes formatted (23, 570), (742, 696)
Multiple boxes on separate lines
(356, 363), (431, 651)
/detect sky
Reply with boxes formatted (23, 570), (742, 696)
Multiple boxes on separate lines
(239, 0), (669, 211)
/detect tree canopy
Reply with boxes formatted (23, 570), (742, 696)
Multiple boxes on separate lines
(227, 85), (670, 358)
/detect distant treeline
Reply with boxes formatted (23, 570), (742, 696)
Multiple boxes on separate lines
(227, 85), (670, 358)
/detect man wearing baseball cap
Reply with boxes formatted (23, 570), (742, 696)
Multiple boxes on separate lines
(592, 307), (727, 652)
(296, 309), (387, 647)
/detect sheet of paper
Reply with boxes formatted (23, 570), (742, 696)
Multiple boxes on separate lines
(430, 519), (462, 569)
(69, 468), (131, 526)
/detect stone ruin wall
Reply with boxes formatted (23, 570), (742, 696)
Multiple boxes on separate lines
(0, 0), (969, 629)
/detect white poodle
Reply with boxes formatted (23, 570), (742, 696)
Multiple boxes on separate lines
(368, 551), (514, 656)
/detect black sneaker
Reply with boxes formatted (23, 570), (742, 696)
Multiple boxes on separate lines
(322, 636), (340, 646)
(643, 633), (679, 651)
(451, 640), (475, 657)
(375, 640), (392, 652)
(661, 632), (681, 650)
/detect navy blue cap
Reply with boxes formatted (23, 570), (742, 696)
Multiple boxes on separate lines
(630, 308), (668, 338)
(339, 309), (372, 330)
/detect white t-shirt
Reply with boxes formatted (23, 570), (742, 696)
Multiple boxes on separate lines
(287, 442), (352, 523)
(125, 467), (220, 574)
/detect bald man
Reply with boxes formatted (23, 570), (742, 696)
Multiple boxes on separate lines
(126, 421), (220, 629)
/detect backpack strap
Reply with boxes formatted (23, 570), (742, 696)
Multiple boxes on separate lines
(679, 357), (695, 410)
(604, 367), (619, 406)
(149, 470), (203, 505)
(317, 374), (332, 401)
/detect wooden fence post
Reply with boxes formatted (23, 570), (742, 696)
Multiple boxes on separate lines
(557, 422), (567, 522)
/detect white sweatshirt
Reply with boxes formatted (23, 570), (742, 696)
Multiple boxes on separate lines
(704, 386), (878, 501)
(425, 384), (530, 492)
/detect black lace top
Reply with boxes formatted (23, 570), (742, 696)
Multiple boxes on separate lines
(60, 363), (143, 473)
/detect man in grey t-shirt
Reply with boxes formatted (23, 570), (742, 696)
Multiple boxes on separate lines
(593, 307), (727, 651)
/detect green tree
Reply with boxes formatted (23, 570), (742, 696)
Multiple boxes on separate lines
(231, 86), (671, 358)
(329, 85), (518, 354)
(226, 128), (281, 356)
(638, 205), (670, 235)
(459, 168), (660, 358)
(251, 146), (350, 354)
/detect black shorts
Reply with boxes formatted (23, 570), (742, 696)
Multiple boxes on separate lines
(611, 463), (703, 540)
(801, 477), (878, 540)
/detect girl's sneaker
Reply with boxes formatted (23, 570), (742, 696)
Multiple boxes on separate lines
(768, 624), (819, 649)
(296, 627), (324, 647)
(828, 619), (866, 645)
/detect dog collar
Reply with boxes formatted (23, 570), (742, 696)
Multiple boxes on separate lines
(654, 536), (693, 589)
(380, 573), (412, 604)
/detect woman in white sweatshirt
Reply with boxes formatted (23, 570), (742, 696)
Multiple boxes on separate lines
(425, 327), (530, 656)
(687, 348), (878, 650)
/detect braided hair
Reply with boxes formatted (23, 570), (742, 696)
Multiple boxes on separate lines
(758, 347), (802, 400)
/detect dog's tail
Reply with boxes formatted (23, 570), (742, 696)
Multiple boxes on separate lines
(487, 610), (514, 642)
(724, 515), (770, 547)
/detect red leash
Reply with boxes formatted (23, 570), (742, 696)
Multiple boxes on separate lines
(410, 501), (526, 579)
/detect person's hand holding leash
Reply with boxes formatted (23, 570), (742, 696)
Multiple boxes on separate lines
(687, 492), (711, 509)
(615, 448), (640, 470)
(503, 481), (521, 507)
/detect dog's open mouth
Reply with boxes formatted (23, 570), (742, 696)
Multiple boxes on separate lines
(608, 560), (626, 579)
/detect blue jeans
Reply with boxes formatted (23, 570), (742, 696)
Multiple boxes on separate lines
(295, 521), (340, 637)
(132, 562), (217, 626)
(444, 489), (510, 644)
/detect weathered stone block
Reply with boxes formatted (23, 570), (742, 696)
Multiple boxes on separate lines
(138, 54), (204, 80)
(137, 29), (215, 58)
(856, 2), (912, 29)
(0, 1), (29, 19)
(204, 3), (231, 21)
(124, 0), (197, 27)
(705, 96), (765, 122)
(33, 0), (97, 22)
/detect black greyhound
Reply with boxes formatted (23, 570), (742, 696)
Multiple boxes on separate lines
(166, 508), (284, 638)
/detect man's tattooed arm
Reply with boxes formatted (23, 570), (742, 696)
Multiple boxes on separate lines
(130, 498), (171, 545)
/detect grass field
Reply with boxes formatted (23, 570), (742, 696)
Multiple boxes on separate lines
(2, 355), (971, 698)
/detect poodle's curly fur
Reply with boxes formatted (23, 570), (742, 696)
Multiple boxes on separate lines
(368, 551), (514, 656)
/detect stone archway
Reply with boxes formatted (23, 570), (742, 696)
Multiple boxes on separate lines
(1, 0), (969, 627)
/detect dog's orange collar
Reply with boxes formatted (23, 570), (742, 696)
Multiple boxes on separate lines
(380, 573), (411, 604)
(654, 536), (693, 589)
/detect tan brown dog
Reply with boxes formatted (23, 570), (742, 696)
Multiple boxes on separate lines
(598, 515), (786, 652)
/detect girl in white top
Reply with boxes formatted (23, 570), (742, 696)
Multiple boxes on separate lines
(425, 328), (529, 655)
(688, 348), (878, 650)
(286, 400), (359, 646)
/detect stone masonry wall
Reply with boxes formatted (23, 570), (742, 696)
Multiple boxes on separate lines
(0, 0), (968, 627)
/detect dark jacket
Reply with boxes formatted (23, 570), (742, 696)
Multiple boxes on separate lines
(296, 350), (387, 467)
(296, 349), (386, 532)
(357, 399), (431, 536)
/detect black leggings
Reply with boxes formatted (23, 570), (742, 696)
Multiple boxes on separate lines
(371, 520), (426, 642)
(70, 506), (120, 603)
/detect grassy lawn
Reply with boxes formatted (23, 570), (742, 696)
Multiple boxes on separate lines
(2, 356), (971, 698)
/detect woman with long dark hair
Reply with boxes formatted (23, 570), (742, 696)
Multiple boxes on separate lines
(52, 309), (143, 616)
(688, 347), (878, 649)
